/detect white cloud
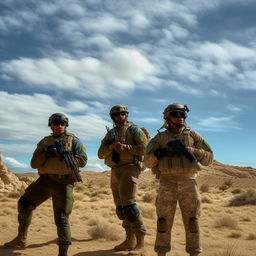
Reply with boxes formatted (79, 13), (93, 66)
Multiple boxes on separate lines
(226, 104), (242, 112)
(0, 91), (111, 141)
(1, 48), (155, 98)
(194, 116), (241, 132)
(84, 156), (108, 172)
(3, 156), (28, 170)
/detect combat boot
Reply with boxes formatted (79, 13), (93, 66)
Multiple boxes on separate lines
(3, 228), (27, 248)
(128, 231), (145, 256)
(114, 228), (136, 251)
(58, 244), (69, 256)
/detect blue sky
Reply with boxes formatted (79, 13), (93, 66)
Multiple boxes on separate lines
(0, 0), (256, 172)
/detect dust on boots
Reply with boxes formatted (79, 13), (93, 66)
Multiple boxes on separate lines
(114, 229), (136, 251)
(129, 231), (145, 256)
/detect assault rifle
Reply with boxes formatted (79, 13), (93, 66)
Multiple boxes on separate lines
(55, 141), (83, 182)
(167, 139), (201, 170)
(105, 126), (120, 164)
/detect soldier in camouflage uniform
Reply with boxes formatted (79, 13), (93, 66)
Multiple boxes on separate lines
(144, 104), (213, 256)
(4, 113), (87, 256)
(98, 105), (147, 256)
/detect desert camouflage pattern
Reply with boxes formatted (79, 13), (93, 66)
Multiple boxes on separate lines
(144, 126), (213, 255)
(144, 126), (213, 179)
(155, 177), (202, 254)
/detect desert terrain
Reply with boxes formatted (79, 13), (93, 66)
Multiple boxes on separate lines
(0, 158), (256, 256)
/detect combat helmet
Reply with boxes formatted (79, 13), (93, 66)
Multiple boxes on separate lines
(163, 103), (189, 120)
(109, 105), (129, 117)
(48, 113), (69, 127)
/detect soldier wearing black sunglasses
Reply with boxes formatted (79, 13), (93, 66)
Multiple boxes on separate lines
(144, 103), (213, 256)
(98, 105), (147, 256)
(4, 113), (87, 256)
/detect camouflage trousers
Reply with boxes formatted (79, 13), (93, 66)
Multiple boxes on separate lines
(17, 174), (74, 245)
(155, 175), (202, 254)
(111, 164), (146, 233)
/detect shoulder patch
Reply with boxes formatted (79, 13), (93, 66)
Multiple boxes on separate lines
(81, 144), (86, 152)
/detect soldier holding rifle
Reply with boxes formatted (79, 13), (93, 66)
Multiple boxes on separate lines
(4, 113), (87, 256)
(144, 103), (213, 256)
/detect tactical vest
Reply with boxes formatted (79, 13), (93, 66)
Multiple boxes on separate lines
(104, 122), (148, 169)
(157, 127), (200, 178)
(38, 132), (74, 175)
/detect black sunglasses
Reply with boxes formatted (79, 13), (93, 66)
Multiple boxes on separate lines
(52, 121), (66, 126)
(170, 111), (187, 118)
(112, 111), (127, 117)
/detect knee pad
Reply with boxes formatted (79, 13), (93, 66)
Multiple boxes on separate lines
(157, 217), (167, 233)
(189, 217), (199, 233)
(55, 212), (69, 227)
(18, 196), (36, 212)
(116, 206), (125, 220)
(122, 204), (140, 222)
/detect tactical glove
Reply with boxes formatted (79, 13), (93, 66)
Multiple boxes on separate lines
(105, 138), (115, 146)
(154, 148), (168, 159)
(45, 145), (58, 158)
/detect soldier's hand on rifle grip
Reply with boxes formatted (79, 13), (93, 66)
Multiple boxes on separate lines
(154, 148), (168, 159)
(45, 146), (59, 158)
(110, 141), (124, 153)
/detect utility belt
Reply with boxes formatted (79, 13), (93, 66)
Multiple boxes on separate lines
(40, 173), (73, 179)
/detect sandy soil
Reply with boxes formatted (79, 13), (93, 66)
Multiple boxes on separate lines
(0, 161), (256, 256)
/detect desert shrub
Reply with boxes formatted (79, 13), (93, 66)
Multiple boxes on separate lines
(214, 215), (238, 229)
(224, 179), (233, 188)
(246, 233), (256, 240)
(201, 196), (213, 204)
(140, 204), (155, 219)
(200, 184), (210, 193)
(231, 188), (242, 194)
(142, 192), (156, 203)
(84, 178), (93, 188)
(7, 191), (21, 198)
(228, 231), (242, 238)
(74, 183), (86, 192)
(87, 216), (121, 241)
(219, 185), (229, 191)
(215, 244), (244, 256)
(228, 189), (256, 206)
(219, 179), (233, 191)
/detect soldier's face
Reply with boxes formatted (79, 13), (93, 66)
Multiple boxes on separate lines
(169, 116), (185, 127)
(112, 112), (127, 125)
(50, 122), (66, 135)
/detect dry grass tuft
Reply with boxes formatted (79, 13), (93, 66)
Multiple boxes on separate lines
(7, 191), (21, 198)
(142, 192), (156, 203)
(200, 184), (210, 193)
(215, 243), (244, 256)
(228, 189), (256, 206)
(246, 233), (256, 240)
(231, 188), (242, 194)
(228, 231), (242, 238)
(214, 215), (239, 229)
(87, 216), (122, 241)
(201, 196), (213, 204)
(219, 179), (233, 191)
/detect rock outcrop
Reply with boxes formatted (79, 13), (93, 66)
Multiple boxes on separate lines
(0, 152), (27, 192)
